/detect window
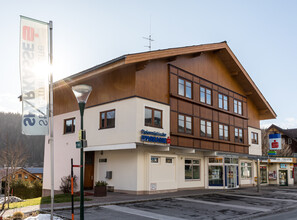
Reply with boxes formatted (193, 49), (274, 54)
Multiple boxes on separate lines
(209, 158), (223, 163)
(145, 107), (162, 128)
(218, 94), (228, 110)
(24, 175), (28, 179)
(64, 118), (75, 134)
(18, 174), (22, 179)
(200, 86), (212, 105)
(235, 128), (243, 143)
(234, 99), (242, 115)
(200, 120), (212, 138)
(185, 159), (200, 180)
(166, 158), (173, 164)
(178, 114), (192, 134)
(151, 156), (159, 163)
(251, 132), (258, 144)
(178, 78), (192, 99)
(241, 162), (252, 179)
(219, 124), (229, 141)
(100, 110), (115, 129)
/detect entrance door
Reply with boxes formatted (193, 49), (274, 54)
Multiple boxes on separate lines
(84, 151), (94, 189)
(279, 170), (288, 186)
(226, 165), (237, 188)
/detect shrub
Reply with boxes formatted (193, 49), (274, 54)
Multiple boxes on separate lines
(60, 175), (77, 193)
(12, 211), (24, 220)
(95, 181), (108, 186)
(10, 179), (42, 199)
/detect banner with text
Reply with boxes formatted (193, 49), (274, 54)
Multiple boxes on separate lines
(20, 16), (49, 135)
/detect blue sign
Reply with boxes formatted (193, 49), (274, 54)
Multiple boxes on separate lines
(140, 129), (167, 144)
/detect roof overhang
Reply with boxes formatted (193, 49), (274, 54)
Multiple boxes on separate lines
(55, 41), (276, 120)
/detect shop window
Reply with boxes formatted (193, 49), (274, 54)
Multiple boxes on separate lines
(200, 120), (212, 138)
(145, 107), (162, 128)
(185, 159), (200, 180)
(219, 124), (229, 141)
(241, 162), (252, 179)
(251, 132), (258, 144)
(100, 110), (115, 129)
(209, 166), (223, 186)
(151, 156), (159, 164)
(218, 94), (228, 110)
(178, 78), (192, 99)
(235, 128), (243, 143)
(178, 114), (192, 134)
(64, 118), (75, 134)
(225, 158), (238, 164)
(200, 86), (212, 105)
(234, 99), (242, 115)
(260, 166), (267, 183)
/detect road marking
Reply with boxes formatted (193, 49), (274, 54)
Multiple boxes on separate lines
(220, 193), (297, 203)
(176, 198), (271, 212)
(103, 205), (186, 220)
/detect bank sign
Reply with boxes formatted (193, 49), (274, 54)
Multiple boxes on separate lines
(140, 130), (170, 144)
(269, 133), (282, 150)
(20, 16), (49, 135)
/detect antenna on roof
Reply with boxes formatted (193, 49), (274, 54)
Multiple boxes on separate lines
(143, 16), (154, 51)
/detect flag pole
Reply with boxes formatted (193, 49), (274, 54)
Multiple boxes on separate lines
(49, 20), (54, 220)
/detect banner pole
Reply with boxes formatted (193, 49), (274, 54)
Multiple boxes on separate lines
(49, 20), (54, 220)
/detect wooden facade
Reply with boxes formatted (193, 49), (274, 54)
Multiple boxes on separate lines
(53, 42), (276, 155)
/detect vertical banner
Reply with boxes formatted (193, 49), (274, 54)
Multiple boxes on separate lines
(20, 16), (49, 135)
(269, 133), (282, 150)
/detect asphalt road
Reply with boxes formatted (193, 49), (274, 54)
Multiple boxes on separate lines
(55, 187), (297, 220)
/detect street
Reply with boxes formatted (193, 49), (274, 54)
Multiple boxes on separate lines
(54, 187), (297, 219)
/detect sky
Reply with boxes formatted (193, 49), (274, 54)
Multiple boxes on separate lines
(1, 0), (297, 129)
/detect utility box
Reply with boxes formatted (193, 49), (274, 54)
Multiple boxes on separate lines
(106, 171), (112, 179)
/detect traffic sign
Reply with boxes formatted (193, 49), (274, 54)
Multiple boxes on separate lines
(76, 141), (82, 148)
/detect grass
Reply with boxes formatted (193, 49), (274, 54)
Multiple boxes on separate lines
(6, 194), (92, 209)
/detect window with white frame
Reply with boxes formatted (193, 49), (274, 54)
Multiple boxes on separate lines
(241, 162), (252, 179)
(185, 159), (200, 180)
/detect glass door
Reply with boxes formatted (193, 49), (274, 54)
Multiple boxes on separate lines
(226, 165), (237, 188)
(279, 170), (288, 186)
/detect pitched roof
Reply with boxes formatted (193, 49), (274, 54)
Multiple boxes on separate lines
(268, 124), (297, 142)
(56, 41), (276, 120)
(24, 167), (43, 174)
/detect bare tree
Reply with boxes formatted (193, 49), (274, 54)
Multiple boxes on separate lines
(0, 139), (28, 213)
(262, 129), (293, 156)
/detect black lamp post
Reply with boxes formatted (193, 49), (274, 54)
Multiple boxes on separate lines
(72, 84), (92, 220)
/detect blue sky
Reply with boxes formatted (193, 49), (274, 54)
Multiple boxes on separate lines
(1, 0), (297, 128)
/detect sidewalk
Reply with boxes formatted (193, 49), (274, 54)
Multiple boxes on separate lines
(2, 185), (297, 218)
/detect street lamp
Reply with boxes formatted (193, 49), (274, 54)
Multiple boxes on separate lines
(72, 84), (92, 220)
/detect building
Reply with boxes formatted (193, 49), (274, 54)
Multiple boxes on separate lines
(261, 124), (297, 185)
(43, 42), (276, 195)
(1, 167), (42, 194)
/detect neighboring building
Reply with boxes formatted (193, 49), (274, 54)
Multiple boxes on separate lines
(1, 168), (42, 182)
(24, 167), (44, 180)
(43, 42), (276, 195)
(265, 124), (297, 155)
(1, 167), (42, 194)
(261, 124), (297, 185)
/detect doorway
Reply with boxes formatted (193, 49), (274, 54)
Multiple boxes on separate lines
(226, 165), (237, 188)
(84, 151), (94, 189)
(279, 170), (288, 186)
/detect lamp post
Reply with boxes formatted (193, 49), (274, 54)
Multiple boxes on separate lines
(72, 84), (92, 220)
